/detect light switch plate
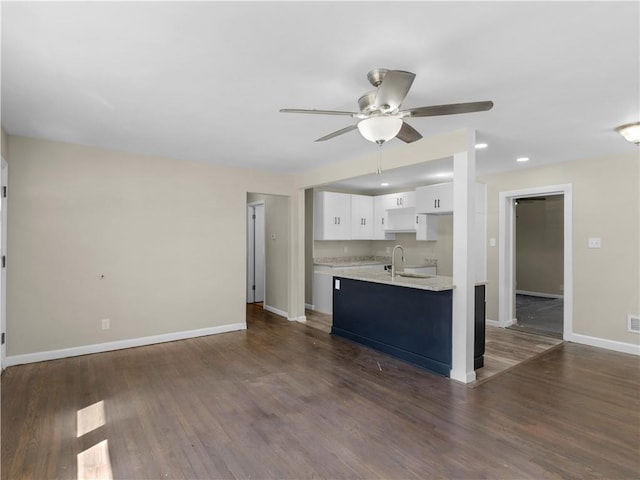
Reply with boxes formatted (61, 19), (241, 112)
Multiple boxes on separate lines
(489, 238), (496, 247)
(335, 279), (340, 290)
(588, 237), (601, 249)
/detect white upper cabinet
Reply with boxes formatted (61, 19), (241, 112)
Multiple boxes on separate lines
(416, 182), (487, 214)
(387, 191), (415, 209)
(416, 183), (453, 214)
(314, 191), (351, 240)
(372, 195), (396, 240)
(416, 214), (439, 241)
(350, 194), (374, 239)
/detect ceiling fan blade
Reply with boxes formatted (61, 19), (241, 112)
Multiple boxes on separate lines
(375, 70), (416, 111)
(314, 124), (358, 142)
(403, 101), (494, 118)
(396, 122), (423, 144)
(280, 108), (358, 116)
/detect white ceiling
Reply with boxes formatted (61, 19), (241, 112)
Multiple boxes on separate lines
(2, 2), (639, 186)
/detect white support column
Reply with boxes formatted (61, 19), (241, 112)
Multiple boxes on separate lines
(450, 130), (476, 383)
(288, 188), (306, 322)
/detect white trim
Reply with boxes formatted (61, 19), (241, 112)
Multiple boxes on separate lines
(305, 303), (314, 310)
(486, 319), (500, 327)
(567, 334), (640, 356)
(4, 322), (246, 367)
(291, 315), (307, 323)
(516, 290), (564, 300)
(0, 156), (6, 371)
(499, 184), (573, 337)
(263, 304), (288, 318)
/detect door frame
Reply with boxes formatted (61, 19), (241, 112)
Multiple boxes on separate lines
(1, 156), (7, 370)
(498, 184), (573, 340)
(247, 201), (265, 303)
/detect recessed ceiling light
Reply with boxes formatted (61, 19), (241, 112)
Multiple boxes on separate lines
(435, 172), (453, 178)
(380, 182), (389, 186)
(475, 143), (488, 149)
(516, 157), (529, 163)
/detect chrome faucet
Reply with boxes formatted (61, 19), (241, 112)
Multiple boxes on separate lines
(391, 245), (405, 279)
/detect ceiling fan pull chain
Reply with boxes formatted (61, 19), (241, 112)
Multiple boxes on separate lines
(376, 145), (383, 175)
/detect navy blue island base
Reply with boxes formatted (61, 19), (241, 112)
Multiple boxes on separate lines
(331, 277), (485, 377)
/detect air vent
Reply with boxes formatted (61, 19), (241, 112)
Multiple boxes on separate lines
(628, 315), (640, 334)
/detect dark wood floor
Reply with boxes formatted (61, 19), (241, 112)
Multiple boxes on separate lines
(2, 304), (639, 479)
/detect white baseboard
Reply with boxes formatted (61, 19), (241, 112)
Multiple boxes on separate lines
(516, 290), (564, 299)
(305, 303), (314, 310)
(291, 315), (307, 323)
(263, 304), (288, 319)
(5, 322), (247, 367)
(567, 333), (640, 356)
(486, 319), (500, 327)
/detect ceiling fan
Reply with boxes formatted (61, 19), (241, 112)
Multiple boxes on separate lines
(280, 68), (493, 145)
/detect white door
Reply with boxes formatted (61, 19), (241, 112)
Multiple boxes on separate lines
(1, 157), (7, 369)
(247, 202), (265, 303)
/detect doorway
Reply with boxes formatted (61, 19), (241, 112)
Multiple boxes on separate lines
(247, 202), (265, 304)
(512, 195), (564, 337)
(498, 184), (573, 340)
(1, 157), (7, 370)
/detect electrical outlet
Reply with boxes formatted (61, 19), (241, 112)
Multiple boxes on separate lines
(101, 318), (110, 330)
(489, 238), (496, 247)
(588, 237), (601, 249)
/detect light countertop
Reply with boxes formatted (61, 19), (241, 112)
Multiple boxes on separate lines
(320, 268), (454, 291)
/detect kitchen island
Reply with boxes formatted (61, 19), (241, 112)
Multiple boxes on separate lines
(327, 268), (485, 377)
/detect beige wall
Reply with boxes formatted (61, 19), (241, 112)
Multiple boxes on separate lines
(1, 127), (8, 160)
(304, 188), (313, 305)
(515, 195), (564, 295)
(7, 135), (293, 356)
(481, 153), (639, 344)
(247, 193), (290, 313)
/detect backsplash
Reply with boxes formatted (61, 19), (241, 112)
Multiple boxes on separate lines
(312, 215), (453, 276)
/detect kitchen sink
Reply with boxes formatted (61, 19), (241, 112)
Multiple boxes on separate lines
(397, 272), (434, 279)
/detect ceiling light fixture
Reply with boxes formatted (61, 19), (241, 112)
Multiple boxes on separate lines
(380, 182), (389, 187)
(516, 157), (529, 163)
(616, 122), (640, 145)
(475, 142), (488, 149)
(357, 116), (403, 145)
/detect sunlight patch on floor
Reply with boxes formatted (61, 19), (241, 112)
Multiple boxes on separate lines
(77, 439), (113, 480)
(77, 400), (106, 438)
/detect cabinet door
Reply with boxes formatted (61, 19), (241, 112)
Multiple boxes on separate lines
(372, 195), (396, 240)
(416, 214), (438, 241)
(314, 191), (351, 240)
(388, 191), (416, 209)
(350, 194), (374, 239)
(416, 183), (453, 214)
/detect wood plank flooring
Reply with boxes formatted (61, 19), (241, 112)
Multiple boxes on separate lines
(2, 304), (639, 479)
(303, 308), (564, 386)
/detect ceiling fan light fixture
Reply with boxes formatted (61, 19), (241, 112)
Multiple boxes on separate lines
(357, 116), (403, 144)
(616, 122), (640, 145)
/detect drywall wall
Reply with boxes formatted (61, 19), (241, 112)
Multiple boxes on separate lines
(372, 216), (454, 275)
(304, 188), (313, 306)
(247, 193), (290, 314)
(7, 135), (293, 357)
(480, 152), (639, 345)
(313, 240), (374, 259)
(1, 127), (8, 160)
(515, 195), (564, 295)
